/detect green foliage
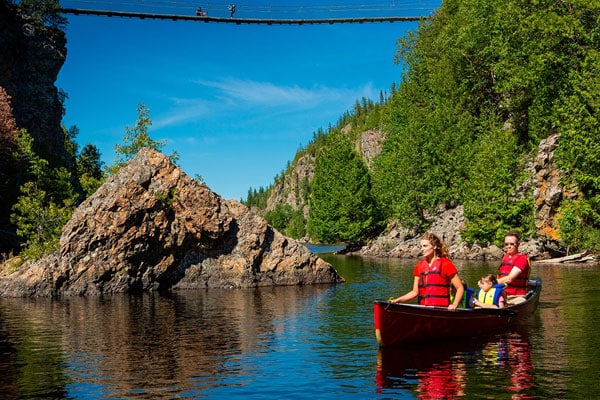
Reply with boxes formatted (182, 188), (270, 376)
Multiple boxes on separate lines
(264, 204), (306, 239)
(77, 143), (105, 197)
(245, 0), (600, 251)
(556, 199), (600, 253)
(489, 0), (596, 145)
(553, 45), (600, 251)
(371, 0), (506, 231)
(371, 85), (474, 230)
(63, 125), (79, 164)
(308, 130), (383, 243)
(370, 114), (428, 229)
(10, 130), (76, 259)
(286, 211), (307, 239)
(78, 173), (103, 199)
(11, 181), (73, 259)
(16, 0), (67, 29)
(107, 104), (178, 175)
(154, 187), (179, 207)
(341, 97), (386, 133)
(243, 186), (270, 208)
(194, 173), (204, 183)
(77, 143), (103, 179)
(461, 123), (534, 243)
(367, 0), (600, 248)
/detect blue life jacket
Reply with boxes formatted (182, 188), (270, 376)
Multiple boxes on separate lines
(464, 287), (476, 308)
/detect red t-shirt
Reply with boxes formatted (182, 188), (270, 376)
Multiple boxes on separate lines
(413, 257), (458, 306)
(498, 253), (530, 296)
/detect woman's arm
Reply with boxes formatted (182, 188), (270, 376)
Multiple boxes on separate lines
(391, 276), (419, 303)
(448, 274), (464, 310)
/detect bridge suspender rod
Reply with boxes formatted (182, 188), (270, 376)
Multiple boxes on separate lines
(60, 8), (427, 24)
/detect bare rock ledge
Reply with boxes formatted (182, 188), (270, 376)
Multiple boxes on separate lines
(0, 148), (344, 297)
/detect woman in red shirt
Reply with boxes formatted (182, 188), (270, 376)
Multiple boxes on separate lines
(391, 232), (464, 310)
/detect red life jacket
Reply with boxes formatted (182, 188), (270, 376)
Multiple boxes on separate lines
(498, 253), (530, 296)
(417, 258), (451, 306)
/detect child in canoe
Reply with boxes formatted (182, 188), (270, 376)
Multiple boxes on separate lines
(472, 274), (506, 309)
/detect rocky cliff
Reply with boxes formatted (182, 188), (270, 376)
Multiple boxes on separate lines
(265, 125), (386, 220)
(357, 133), (577, 260)
(0, 1), (69, 251)
(0, 148), (344, 297)
(266, 153), (314, 220)
(0, 86), (21, 251)
(0, 1), (67, 163)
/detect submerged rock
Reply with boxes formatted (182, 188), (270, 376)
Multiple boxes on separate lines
(0, 148), (344, 297)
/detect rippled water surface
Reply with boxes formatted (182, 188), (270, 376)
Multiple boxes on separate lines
(1, 253), (599, 399)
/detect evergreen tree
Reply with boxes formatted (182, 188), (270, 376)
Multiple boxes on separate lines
(107, 103), (178, 175)
(77, 143), (105, 197)
(461, 120), (534, 243)
(308, 130), (382, 243)
(77, 143), (103, 179)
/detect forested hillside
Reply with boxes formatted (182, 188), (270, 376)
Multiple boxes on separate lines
(247, 0), (600, 253)
(2, 0), (599, 263)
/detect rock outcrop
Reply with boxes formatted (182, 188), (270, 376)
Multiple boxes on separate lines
(0, 2), (69, 252)
(357, 133), (581, 261)
(354, 128), (386, 169)
(532, 133), (579, 254)
(265, 153), (314, 220)
(0, 148), (344, 297)
(0, 2), (67, 163)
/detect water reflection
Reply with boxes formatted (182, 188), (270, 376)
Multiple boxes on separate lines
(0, 285), (334, 399)
(375, 330), (534, 399)
(2, 257), (600, 398)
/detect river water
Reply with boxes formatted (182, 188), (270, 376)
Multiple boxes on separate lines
(0, 250), (598, 399)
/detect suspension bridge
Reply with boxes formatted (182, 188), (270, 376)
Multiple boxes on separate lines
(59, 1), (437, 25)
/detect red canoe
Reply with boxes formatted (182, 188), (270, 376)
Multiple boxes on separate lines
(374, 278), (541, 347)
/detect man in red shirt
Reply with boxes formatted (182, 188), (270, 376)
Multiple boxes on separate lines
(497, 231), (530, 305)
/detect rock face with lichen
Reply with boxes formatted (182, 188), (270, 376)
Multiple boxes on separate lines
(0, 148), (344, 297)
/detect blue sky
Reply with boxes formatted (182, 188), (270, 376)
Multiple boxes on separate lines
(57, 0), (440, 200)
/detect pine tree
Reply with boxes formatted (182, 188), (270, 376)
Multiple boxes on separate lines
(308, 130), (382, 243)
(107, 103), (178, 175)
(77, 143), (105, 197)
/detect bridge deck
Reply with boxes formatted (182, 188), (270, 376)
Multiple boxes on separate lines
(60, 8), (427, 25)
